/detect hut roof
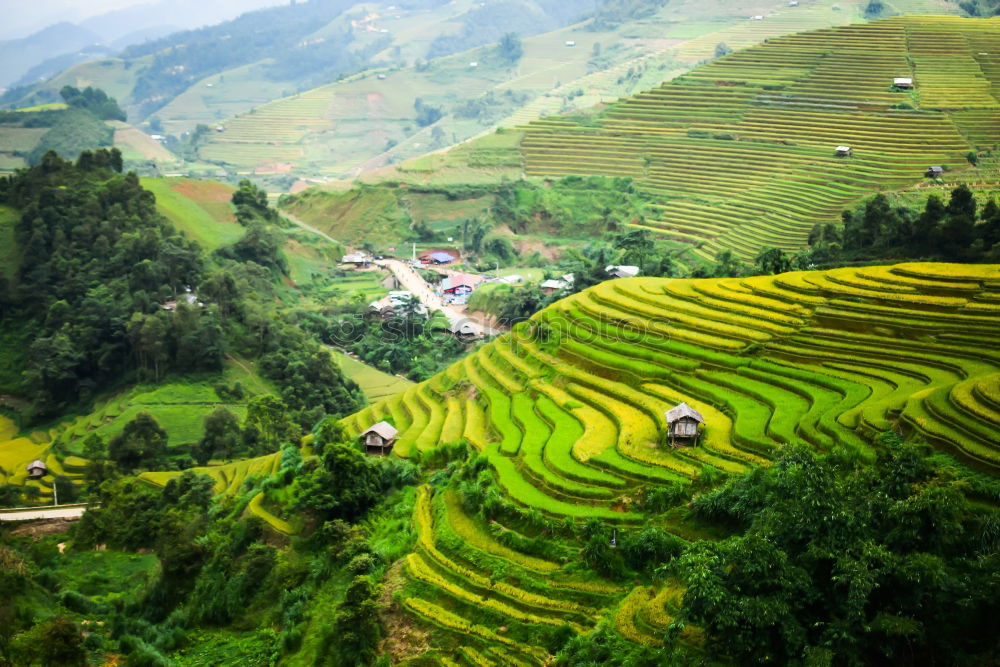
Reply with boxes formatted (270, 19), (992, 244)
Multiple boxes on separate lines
(26, 460), (47, 471)
(665, 402), (704, 424)
(893, 77), (913, 86)
(606, 265), (640, 279)
(426, 252), (455, 263)
(362, 421), (398, 441)
(441, 273), (483, 291)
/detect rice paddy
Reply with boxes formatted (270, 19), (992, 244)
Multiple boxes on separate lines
(343, 262), (1000, 661)
(515, 16), (1000, 262)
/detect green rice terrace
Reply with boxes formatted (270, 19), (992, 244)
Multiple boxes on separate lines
(513, 15), (1000, 262)
(335, 261), (1000, 661)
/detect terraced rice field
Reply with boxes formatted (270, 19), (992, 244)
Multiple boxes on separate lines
(139, 453), (288, 532)
(517, 16), (1000, 261)
(0, 416), (84, 503)
(343, 263), (1000, 661)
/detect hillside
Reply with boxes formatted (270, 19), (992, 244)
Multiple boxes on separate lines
(339, 262), (1000, 658)
(511, 15), (1000, 261)
(195, 0), (960, 179)
(1, 0), (597, 131)
(278, 14), (999, 263)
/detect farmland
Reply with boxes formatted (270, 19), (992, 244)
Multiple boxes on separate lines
(513, 15), (1000, 262)
(341, 262), (1000, 660)
(197, 0), (938, 179)
(141, 178), (243, 252)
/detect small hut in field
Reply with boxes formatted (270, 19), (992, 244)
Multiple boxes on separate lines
(26, 460), (47, 479)
(665, 403), (704, 447)
(361, 422), (398, 456)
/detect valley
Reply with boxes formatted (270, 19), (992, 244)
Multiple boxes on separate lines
(1, 2), (999, 666)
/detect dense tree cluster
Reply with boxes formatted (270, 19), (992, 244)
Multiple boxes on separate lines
(0, 151), (207, 413)
(323, 301), (466, 381)
(672, 438), (1000, 665)
(58, 85), (126, 122)
(26, 109), (115, 165)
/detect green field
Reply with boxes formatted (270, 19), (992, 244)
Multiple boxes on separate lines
(328, 348), (414, 402)
(340, 262), (1000, 658)
(141, 178), (244, 252)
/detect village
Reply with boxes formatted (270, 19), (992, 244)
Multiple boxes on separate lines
(339, 247), (642, 340)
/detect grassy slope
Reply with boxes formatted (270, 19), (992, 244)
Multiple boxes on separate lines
(141, 178), (244, 252)
(109, 121), (178, 163)
(328, 348), (414, 403)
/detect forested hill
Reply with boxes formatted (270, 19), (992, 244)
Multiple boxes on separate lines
(0, 150), (362, 424)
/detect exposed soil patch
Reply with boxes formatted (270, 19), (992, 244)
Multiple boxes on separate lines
(170, 179), (233, 203)
(513, 239), (561, 261)
(9, 518), (76, 539)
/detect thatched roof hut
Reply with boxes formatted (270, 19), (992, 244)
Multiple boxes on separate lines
(665, 403), (704, 446)
(361, 422), (398, 455)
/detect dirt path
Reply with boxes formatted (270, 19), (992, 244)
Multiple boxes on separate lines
(280, 211), (341, 246)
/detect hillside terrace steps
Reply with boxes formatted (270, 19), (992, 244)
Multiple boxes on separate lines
(517, 17), (999, 259)
(337, 265), (1000, 654)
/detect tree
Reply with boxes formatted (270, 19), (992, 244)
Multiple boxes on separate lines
(38, 618), (86, 667)
(108, 411), (168, 472)
(671, 440), (1000, 665)
(291, 442), (382, 522)
(753, 246), (792, 275)
(947, 183), (977, 220)
(497, 32), (524, 64)
(326, 575), (384, 665)
(244, 395), (297, 454)
(611, 228), (654, 271)
(413, 98), (443, 127)
(911, 193), (946, 254)
(196, 407), (241, 464)
(714, 42), (733, 58)
(82, 433), (115, 488)
(232, 179), (278, 225)
(712, 249), (746, 277)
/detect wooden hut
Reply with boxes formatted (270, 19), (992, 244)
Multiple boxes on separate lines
(834, 145), (852, 157)
(893, 77), (914, 89)
(665, 403), (704, 447)
(926, 166), (944, 178)
(26, 460), (47, 479)
(361, 421), (398, 456)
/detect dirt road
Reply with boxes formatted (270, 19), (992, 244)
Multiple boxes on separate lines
(376, 259), (501, 336)
(0, 503), (93, 521)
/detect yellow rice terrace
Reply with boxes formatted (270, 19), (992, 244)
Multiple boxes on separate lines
(343, 262), (1000, 662)
(517, 16), (1000, 261)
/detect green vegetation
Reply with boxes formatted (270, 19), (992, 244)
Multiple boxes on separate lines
(26, 109), (114, 165)
(140, 178), (243, 252)
(515, 16), (1000, 261)
(2, 10), (999, 667)
(336, 262), (1000, 661)
(58, 86), (126, 122)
